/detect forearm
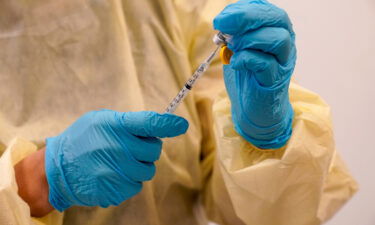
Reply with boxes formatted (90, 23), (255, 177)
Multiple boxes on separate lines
(15, 147), (54, 217)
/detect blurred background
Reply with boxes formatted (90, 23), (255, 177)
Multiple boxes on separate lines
(273, 0), (375, 224)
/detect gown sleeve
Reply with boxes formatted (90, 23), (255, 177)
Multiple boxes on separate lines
(0, 138), (63, 225)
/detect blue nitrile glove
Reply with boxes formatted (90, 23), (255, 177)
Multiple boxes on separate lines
(45, 110), (188, 211)
(213, 0), (296, 149)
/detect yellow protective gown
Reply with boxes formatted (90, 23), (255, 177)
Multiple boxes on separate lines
(0, 0), (358, 225)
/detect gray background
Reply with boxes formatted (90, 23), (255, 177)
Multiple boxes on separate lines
(272, 0), (375, 224)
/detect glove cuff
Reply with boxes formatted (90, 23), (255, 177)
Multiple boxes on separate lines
(233, 106), (294, 149)
(45, 136), (79, 211)
(233, 75), (294, 149)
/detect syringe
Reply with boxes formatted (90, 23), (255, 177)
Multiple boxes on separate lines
(164, 32), (231, 114)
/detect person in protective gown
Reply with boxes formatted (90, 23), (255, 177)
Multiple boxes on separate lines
(0, 0), (358, 225)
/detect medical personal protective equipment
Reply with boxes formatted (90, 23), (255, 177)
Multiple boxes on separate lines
(214, 0), (296, 149)
(45, 110), (188, 211)
(0, 0), (357, 225)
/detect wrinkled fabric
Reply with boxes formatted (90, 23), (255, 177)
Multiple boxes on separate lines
(0, 0), (357, 225)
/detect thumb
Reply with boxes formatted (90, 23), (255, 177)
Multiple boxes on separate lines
(121, 111), (189, 138)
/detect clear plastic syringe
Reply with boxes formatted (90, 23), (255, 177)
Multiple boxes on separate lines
(164, 32), (229, 114)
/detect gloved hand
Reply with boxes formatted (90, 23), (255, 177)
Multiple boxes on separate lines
(213, 0), (296, 149)
(45, 110), (188, 211)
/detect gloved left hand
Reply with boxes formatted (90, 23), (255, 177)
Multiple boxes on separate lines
(214, 0), (296, 149)
(45, 110), (188, 211)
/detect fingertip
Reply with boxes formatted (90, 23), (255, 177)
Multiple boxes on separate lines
(123, 111), (189, 138)
(177, 116), (189, 135)
(213, 2), (248, 35)
(212, 15), (221, 30)
(143, 162), (156, 181)
(134, 136), (163, 162)
(213, 15), (230, 34)
(161, 113), (189, 137)
(126, 181), (143, 199)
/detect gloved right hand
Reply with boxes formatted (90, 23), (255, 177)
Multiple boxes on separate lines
(45, 110), (188, 211)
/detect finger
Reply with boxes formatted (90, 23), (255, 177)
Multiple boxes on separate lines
(121, 111), (189, 138)
(230, 49), (279, 86)
(127, 162), (156, 181)
(95, 171), (143, 207)
(213, 0), (293, 35)
(116, 153), (156, 182)
(96, 140), (157, 182)
(126, 136), (163, 163)
(229, 27), (292, 65)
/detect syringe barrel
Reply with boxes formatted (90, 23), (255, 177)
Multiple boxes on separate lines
(164, 33), (225, 114)
(164, 85), (191, 114)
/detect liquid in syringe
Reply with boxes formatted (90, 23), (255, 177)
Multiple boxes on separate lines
(164, 32), (230, 114)
(164, 45), (220, 113)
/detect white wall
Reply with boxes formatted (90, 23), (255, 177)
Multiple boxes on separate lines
(272, 0), (375, 224)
